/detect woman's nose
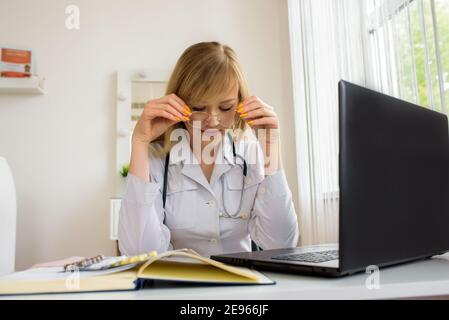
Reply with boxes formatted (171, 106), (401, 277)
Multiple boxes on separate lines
(207, 114), (220, 126)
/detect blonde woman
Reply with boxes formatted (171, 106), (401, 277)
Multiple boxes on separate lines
(118, 42), (299, 257)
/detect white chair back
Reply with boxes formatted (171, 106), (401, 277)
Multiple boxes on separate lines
(0, 157), (17, 276)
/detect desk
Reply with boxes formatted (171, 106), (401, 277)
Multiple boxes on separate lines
(2, 254), (449, 300)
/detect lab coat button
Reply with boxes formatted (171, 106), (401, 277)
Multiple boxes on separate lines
(241, 212), (249, 220)
(208, 200), (216, 207)
(259, 187), (266, 194)
(210, 238), (217, 244)
(219, 212), (224, 217)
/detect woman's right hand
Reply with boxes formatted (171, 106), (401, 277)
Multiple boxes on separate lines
(131, 94), (192, 144)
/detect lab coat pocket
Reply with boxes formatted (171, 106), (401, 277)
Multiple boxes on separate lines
(224, 169), (262, 216)
(164, 178), (199, 230)
(226, 167), (264, 190)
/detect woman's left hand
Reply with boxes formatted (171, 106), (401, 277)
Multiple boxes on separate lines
(237, 96), (283, 174)
(237, 96), (280, 143)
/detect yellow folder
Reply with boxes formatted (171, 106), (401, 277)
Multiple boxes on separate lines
(0, 249), (274, 296)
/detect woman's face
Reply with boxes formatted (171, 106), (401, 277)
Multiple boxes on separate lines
(185, 85), (240, 140)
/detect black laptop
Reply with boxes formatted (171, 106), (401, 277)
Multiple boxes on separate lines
(211, 80), (449, 277)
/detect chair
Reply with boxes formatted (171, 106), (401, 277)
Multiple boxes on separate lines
(0, 157), (17, 276)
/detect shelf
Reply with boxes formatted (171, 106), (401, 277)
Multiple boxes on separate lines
(0, 76), (45, 94)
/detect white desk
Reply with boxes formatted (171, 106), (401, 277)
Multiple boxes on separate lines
(2, 254), (449, 300)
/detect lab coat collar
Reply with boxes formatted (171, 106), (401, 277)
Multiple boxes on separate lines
(167, 129), (237, 196)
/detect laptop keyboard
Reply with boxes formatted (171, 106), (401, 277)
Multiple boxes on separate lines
(271, 250), (339, 263)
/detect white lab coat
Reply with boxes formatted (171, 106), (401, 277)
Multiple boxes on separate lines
(118, 129), (299, 257)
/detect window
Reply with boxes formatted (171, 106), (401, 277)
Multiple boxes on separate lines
(365, 0), (449, 115)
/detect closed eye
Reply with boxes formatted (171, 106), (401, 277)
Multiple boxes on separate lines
(192, 105), (234, 112)
(220, 105), (234, 112)
(192, 107), (206, 112)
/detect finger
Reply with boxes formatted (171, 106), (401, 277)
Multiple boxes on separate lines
(238, 100), (263, 114)
(154, 104), (188, 121)
(241, 107), (276, 121)
(241, 96), (258, 108)
(160, 103), (190, 121)
(171, 94), (190, 112)
(163, 93), (185, 107)
(247, 117), (279, 127)
(164, 94), (191, 116)
(151, 108), (179, 123)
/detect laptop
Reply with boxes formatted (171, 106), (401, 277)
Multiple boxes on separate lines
(211, 80), (449, 277)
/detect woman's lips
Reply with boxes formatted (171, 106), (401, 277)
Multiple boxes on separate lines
(202, 128), (222, 137)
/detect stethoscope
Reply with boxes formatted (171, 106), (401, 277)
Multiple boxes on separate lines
(162, 132), (248, 219)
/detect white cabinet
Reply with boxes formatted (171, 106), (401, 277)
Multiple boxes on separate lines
(115, 70), (167, 198)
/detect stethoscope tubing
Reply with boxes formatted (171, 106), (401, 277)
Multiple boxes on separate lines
(162, 132), (247, 220)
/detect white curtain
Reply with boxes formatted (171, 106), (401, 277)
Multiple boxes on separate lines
(287, 0), (367, 245)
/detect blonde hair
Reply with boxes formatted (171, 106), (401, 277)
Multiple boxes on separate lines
(154, 41), (250, 157)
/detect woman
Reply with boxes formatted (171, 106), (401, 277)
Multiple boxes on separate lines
(118, 42), (299, 257)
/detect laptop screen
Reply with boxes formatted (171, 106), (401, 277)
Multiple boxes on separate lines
(338, 81), (449, 273)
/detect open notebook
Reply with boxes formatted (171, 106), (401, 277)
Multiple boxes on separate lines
(0, 249), (274, 295)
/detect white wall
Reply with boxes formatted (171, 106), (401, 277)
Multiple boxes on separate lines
(0, 0), (298, 271)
